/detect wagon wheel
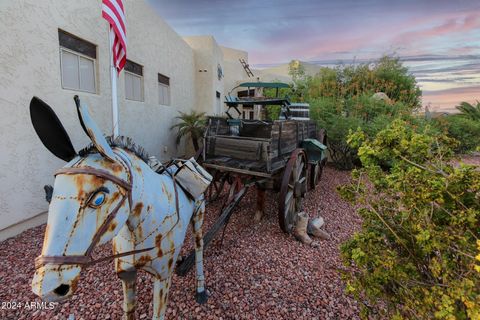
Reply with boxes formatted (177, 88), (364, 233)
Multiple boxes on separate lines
(279, 149), (307, 233)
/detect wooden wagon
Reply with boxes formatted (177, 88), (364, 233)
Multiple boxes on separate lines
(177, 82), (327, 275)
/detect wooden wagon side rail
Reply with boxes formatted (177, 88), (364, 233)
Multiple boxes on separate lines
(203, 163), (275, 178)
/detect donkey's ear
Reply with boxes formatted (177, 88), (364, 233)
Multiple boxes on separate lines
(30, 97), (77, 162)
(74, 96), (116, 162)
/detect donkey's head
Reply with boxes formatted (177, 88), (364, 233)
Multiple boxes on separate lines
(30, 97), (132, 301)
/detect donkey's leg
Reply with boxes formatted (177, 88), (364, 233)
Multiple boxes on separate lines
(153, 276), (172, 320)
(192, 201), (208, 304)
(118, 270), (137, 320)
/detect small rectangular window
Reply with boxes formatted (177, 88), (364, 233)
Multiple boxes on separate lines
(59, 30), (97, 93)
(238, 89), (255, 98)
(158, 73), (170, 106)
(215, 91), (222, 114)
(125, 60), (144, 101)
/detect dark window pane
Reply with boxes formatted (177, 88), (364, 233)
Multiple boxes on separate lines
(125, 60), (143, 76)
(158, 73), (170, 85)
(237, 89), (255, 98)
(58, 29), (96, 59)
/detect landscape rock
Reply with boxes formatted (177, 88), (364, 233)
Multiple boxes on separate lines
(0, 167), (361, 319)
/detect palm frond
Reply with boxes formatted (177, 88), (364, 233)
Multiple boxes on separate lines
(456, 101), (480, 121)
(171, 110), (207, 146)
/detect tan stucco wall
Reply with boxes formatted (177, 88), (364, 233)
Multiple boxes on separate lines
(0, 0), (195, 240)
(183, 36), (225, 116)
(220, 46), (250, 97)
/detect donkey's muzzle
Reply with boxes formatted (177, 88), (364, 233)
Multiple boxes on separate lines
(32, 265), (81, 302)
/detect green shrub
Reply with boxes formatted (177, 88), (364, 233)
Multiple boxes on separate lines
(310, 93), (414, 169)
(339, 119), (480, 319)
(434, 115), (480, 153)
(265, 56), (423, 168)
(266, 105), (282, 120)
(305, 56), (422, 108)
(306, 56), (421, 169)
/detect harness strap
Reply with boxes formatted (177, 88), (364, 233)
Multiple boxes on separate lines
(35, 247), (153, 269)
(55, 167), (131, 192)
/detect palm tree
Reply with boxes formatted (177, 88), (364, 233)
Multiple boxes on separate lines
(456, 101), (480, 121)
(170, 110), (206, 152)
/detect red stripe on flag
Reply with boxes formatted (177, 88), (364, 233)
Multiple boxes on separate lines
(102, 0), (127, 74)
(102, 0), (126, 35)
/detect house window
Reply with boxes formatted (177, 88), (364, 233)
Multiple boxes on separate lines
(158, 73), (170, 105)
(125, 60), (144, 101)
(58, 30), (97, 93)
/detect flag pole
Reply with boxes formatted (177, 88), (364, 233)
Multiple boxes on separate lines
(109, 28), (119, 138)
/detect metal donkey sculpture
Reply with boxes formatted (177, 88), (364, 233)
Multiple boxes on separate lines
(30, 96), (210, 320)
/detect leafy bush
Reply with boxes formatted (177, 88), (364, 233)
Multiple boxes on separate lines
(306, 56), (421, 169)
(434, 115), (480, 153)
(266, 105), (282, 120)
(339, 119), (480, 319)
(310, 92), (415, 169)
(264, 56), (423, 168)
(305, 56), (422, 108)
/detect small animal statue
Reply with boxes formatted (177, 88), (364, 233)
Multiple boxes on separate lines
(30, 96), (208, 320)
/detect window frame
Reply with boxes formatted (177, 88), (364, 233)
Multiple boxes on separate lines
(158, 82), (170, 106)
(59, 47), (97, 94)
(124, 60), (144, 102)
(158, 73), (171, 106)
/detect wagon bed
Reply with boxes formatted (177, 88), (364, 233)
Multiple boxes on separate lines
(204, 118), (318, 175)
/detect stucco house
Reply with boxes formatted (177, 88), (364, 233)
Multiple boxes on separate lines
(0, 0), (250, 240)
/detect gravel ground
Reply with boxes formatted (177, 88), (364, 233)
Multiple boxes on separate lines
(0, 167), (361, 320)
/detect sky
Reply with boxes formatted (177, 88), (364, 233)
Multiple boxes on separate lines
(148, 0), (480, 111)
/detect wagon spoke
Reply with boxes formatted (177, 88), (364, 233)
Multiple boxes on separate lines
(285, 190), (294, 208)
(295, 157), (303, 179)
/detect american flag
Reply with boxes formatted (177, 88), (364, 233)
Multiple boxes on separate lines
(102, 0), (127, 74)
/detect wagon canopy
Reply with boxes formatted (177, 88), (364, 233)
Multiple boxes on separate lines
(237, 82), (290, 89)
(226, 82), (291, 106)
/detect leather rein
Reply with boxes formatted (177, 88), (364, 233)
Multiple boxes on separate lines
(35, 155), (154, 270)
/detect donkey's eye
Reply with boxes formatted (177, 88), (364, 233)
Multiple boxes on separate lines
(89, 192), (106, 208)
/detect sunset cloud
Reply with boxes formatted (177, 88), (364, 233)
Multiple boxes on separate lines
(149, 0), (480, 110)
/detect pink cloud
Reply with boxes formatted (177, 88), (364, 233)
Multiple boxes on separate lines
(423, 85), (480, 111)
(394, 13), (480, 45)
